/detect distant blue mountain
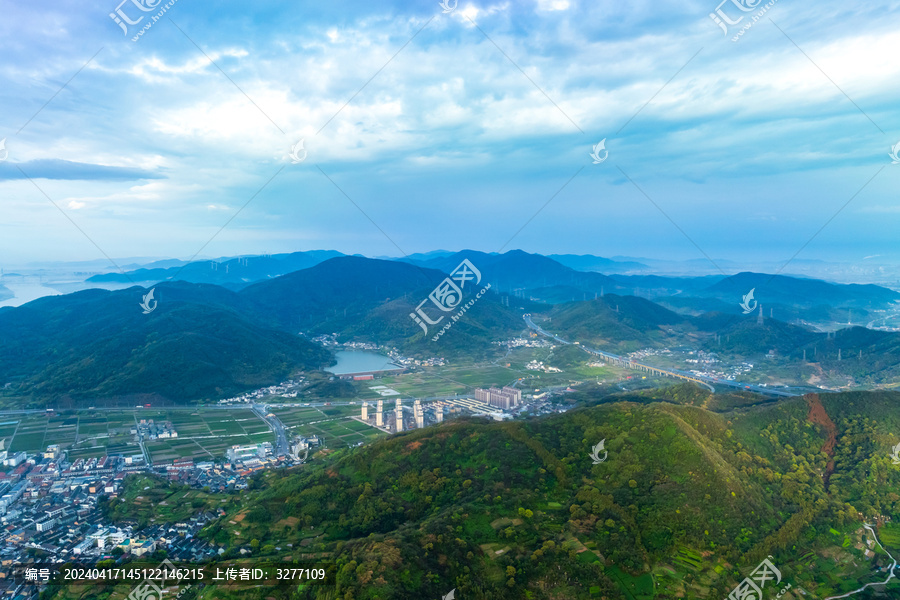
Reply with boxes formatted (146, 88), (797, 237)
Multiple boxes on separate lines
(86, 250), (346, 290)
(408, 249), (621, 295)
(549, 254), (650, 273)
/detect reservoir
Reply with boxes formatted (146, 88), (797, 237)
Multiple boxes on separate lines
(326, 350), (403, 375)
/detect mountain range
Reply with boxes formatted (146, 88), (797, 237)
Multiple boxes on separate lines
(85, 250), (346, 290)
(3, 250), (900, 404)
(0, 283), (331, 404)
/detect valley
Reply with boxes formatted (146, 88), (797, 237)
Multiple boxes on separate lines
(3, 251), (900, 600)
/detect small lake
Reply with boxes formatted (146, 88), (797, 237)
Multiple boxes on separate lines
(326, 350), (401, 375)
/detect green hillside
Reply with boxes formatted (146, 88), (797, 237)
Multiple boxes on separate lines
(701, 272), (900, 309)
(86, 388), (900, 600)
(7, 254), (900, 405)
(0, 284), (331, 404)
(242, 255), (525, 358)
(0, 257), (527, 404)
(543, 294), (689, 352)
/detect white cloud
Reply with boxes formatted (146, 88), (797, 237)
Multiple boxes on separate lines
(2, 0), (899, 260)
(536, 0), (570, 11)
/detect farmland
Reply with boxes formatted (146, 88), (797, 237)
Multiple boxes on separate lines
(0, 345), (623, 462)
(3, 408), (276, 463)
(271, 404), (385, 448)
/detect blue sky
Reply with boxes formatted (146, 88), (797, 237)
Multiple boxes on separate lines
(0, 0), (898, 267)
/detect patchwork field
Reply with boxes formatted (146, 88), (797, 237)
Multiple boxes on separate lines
(2, 408), (275, 462)
(371, 347), (624, 400)
(0, 347), (619, 461)
(272, 405), (385, 448)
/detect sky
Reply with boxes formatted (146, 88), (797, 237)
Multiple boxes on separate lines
(0, 0), (898, 269)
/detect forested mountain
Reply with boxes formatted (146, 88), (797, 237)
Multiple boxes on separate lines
(6, 252), (900, 405)
(544, 294), (689, 352)
(0, 283), (331, 404)
(101, 387), (900, 600)
(239, 255), (526, 357)
(700, 272), (900, 309)
(409, 249), (621, 296)
(239, 256), (446, 330)
(82, 251), (900, 314)
(0, 257), (526, 404)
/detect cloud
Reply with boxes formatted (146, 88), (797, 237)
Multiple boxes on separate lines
(0, 159), (165, 181)
(536, 0), (570, 11)
(0, 0), (899, 263)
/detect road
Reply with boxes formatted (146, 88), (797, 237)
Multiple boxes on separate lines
(132, 412), (151, 464)
(252, 403), (289, 457)
(822, 524), (897, 599)
(523, 314), (799, 397)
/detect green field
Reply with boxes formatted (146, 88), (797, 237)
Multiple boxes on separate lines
(366, 345), (624, 401)
(0, 346), (630, 462)
(272, 405), (385, 448)
(1, 408), (277, 462)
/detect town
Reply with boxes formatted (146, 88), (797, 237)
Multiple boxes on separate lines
(0, 423), (327, 599)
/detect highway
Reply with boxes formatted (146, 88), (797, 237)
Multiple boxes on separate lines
(252, 403), (290, 456)
(523, 314), (799, 398)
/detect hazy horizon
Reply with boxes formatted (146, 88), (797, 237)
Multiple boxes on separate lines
(1, 0), (898, 267)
